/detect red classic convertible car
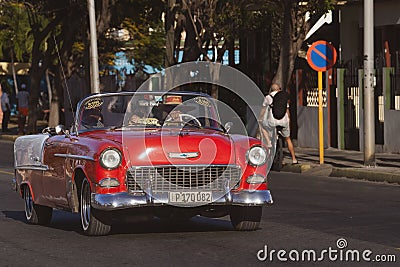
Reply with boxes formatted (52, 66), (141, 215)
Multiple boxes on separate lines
(13, 91), (273, 235)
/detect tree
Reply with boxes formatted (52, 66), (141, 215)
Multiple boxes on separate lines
(166, 0), (262, 64)
(24, 1), (62, 133)
(116, 0), (165, 74)
(0, 1), (33, 95)
(20, 0), (116, 131)
(164, 0), (336, 94)
(269, 0), (335, 90)
(164, 0), (271, 97)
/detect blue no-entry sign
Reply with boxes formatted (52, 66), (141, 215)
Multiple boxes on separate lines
(307, 40), (337, 72)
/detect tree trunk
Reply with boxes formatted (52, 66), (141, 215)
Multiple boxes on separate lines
(26, 10), (61, 133)
(10, 50), (19, 95)
(182, 10), (201, 62)
(27, 33), (47, 133)
(47, 70), (60, 128)
(209, 41), (228, 99)
(27, 65), (42, 133)
(272, 1), (292, 90)
(165, 0), (176, 67)
(97, 0), (116, 34)
(272, 1), (309, 91)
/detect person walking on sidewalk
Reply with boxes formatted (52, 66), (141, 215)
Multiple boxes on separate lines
(259, 83), (298, 164)
(0, 84), (11, 133)
(17, 84), (29, 135)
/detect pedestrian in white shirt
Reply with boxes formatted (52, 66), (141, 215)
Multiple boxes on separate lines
(1, 84), (11, 133)
(259, 83), (298, 164)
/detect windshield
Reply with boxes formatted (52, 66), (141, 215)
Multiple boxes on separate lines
(76, 92), (222, 132)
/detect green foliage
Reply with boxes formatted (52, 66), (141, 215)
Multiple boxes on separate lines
(105, 0), (165, 72)
(0, 0), (166, 75)
(167, 0), (276, 63)
(306, 0), (335, 14)
(0, 2), (33, 62)
(267, 0), (336, 68)
(213, 0), (272, 40)
(121, 18), (165, 72)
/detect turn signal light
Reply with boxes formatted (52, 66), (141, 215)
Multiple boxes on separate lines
(99, 178), (120, 188)
(246, 175), (266, 184)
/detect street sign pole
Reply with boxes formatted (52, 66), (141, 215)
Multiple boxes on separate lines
(307, 40), (337, 165)
(318, 71), (324, 164)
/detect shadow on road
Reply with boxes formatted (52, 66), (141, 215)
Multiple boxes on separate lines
(2, 210), (26, 222)
(2, 209), (234, 236)
(267, 173), (400, 248)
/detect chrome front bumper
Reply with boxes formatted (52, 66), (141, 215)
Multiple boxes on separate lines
(91, 190), (273, 210)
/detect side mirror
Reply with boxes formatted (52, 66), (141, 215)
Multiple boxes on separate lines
(224, 122), (233, 133)
(55, 125), (68, 136)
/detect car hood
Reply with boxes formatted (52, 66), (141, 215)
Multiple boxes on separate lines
(86, 128), (236, 166)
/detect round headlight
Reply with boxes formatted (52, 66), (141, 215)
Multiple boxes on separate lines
(246, 146), (267, 166)
(100, 148), (122, 169)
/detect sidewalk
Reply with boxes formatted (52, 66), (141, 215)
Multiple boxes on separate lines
(281, 146), (400, 184)
(0, 116), (48, 142)
(2, 119), (400, 184)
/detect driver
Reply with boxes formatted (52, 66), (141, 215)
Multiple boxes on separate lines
(164, 104), (202, 128)
(165, 108), (182, 122)
(82, 108), (104, 128)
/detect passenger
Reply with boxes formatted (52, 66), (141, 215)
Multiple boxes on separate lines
(165, 108), (182, 123)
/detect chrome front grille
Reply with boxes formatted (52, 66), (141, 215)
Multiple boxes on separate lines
(126, 165), (242, 193)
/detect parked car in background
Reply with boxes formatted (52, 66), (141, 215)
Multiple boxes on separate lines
(13, 91), (273, 235)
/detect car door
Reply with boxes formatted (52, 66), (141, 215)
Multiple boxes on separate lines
(42, 135), (70, 208)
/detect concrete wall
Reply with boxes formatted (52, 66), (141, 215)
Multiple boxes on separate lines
(384, 110), (400, 153)
(382, 68), (400, 153)
(297, 106), (329, 148)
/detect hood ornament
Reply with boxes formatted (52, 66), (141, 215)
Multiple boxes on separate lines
(168, 152), (199, 159)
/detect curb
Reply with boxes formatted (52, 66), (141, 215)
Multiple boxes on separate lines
(279, 163), (400, 184)
(330, 168), (400, 184)
(0, 134), (18, 142)
(281, 163), (311, 173)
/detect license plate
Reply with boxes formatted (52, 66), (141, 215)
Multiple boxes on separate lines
(168, 191), (212, 204)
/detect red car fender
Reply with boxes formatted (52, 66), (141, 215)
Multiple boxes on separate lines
(19, 181), (34, 200)
(230, 134), (270, 191)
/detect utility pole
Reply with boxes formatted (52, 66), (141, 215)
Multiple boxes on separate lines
(88, 0), (100, 94)
(363, 0), (375, 166)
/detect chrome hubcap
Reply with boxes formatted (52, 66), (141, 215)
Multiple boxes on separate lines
(24, 187), (33, 220)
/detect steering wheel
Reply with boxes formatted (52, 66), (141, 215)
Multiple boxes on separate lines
(179, 113), (201, 127)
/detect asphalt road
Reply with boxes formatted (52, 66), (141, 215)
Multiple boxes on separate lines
(0, 139), (399, 266)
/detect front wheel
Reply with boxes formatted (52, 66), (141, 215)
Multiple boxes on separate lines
(230, 206), (262, 231)
(80, 178), (111, 236)
(23, 186), (52, 225)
